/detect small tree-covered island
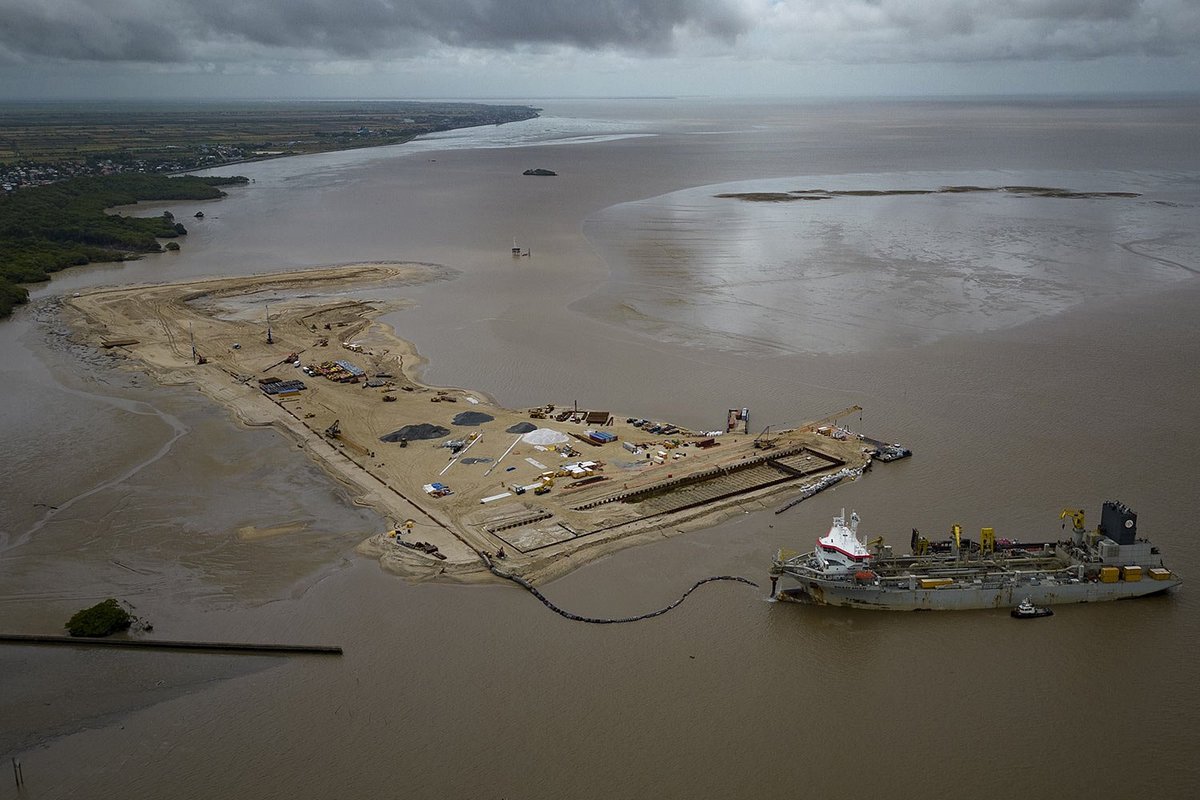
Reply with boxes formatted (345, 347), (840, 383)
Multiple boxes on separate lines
(0, 173), (247, 317)
(65, 598), (134, 637)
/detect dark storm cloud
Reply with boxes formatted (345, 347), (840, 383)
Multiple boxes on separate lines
(0, 0), (1197, 68)
(0, 1), (184, 62)
(0, 0), (752, 63)
(775, 0), (1200, 64)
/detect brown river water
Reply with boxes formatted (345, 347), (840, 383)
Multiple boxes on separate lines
(2, 97), (1199, 798)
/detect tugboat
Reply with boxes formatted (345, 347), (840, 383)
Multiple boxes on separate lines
(1011, 597), (1053, 619)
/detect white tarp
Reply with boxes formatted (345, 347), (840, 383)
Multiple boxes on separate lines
(521, 428), (570, 446)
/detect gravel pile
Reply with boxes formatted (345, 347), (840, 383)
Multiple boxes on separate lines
(452, 411), (494, 426)
(379, 423), (450, 442)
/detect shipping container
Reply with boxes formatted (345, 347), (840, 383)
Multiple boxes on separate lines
(919, 578), (953, 589)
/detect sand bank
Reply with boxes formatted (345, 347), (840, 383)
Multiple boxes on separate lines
(67, 265), (870, 585)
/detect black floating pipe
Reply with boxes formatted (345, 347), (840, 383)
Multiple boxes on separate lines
(486, 557), (757, 624)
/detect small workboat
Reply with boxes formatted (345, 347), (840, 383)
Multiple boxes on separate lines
(1011, 597), (1054, 619)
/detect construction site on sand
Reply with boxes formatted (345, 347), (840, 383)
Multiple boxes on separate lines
(68, 264), (910, 585)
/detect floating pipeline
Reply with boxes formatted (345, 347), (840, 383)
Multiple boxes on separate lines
(485, 556), (758, 624)
(774, 466), (864, 515)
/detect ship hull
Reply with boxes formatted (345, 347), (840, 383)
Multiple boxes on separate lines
(776, 573), (1182, 610)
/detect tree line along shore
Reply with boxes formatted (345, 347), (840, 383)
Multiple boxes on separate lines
(0, 173), (248, 317)
(0, 100), (541, 318)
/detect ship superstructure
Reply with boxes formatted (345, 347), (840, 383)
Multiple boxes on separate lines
(770, 501), (1181, 610)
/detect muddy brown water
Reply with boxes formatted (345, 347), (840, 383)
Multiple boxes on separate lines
(2, 98), (1199, 797)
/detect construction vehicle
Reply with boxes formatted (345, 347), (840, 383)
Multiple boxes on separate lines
(799, 405), (864, 433)
(533, 476), (555, 495)
(528, 403), (555, 419)
(324, 419), (372, 458)
(753, 425), (777, 450)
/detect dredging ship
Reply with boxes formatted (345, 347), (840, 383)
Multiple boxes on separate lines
(770, 501), (1181, 610)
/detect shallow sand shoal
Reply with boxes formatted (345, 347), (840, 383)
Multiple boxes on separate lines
(67, 265), (868, 585)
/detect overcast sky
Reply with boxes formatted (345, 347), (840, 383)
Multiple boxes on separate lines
(1, 0), (1198, 99)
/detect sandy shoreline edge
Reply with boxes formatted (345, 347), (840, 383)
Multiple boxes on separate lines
(65, 264), (870, 586)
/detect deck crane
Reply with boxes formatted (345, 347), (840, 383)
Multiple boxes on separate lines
(1060, 508), (1086, 532)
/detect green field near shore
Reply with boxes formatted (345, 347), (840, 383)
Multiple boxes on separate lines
(0, 100), (540, 318)
(0, 100), (539, 174)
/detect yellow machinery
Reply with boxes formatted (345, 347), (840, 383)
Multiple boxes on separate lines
(534, 476), (555, 495)
(386, 519), (417, 538)
(980, 526), (995, 556)
(798, 405), (864, 433)
(911, 529), (931, 556)
(1060, 507), (1086, 532)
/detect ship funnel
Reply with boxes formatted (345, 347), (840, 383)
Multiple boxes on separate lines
(1100, 501), (1137, 545)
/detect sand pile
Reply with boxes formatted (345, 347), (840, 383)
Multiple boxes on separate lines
(521, 428), (569, 445)
(505, 421), (538, 434)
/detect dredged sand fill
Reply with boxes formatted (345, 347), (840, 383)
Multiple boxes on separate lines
(67, 263), (869, 584)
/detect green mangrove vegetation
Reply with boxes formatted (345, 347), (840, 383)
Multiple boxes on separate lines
(0, 173), (246, 318)
(65, 598), (133, 637)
